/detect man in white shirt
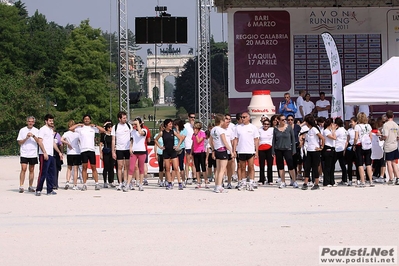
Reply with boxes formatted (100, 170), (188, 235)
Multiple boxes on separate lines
(232, 112), (260, 191)
(316, 92), (330, 118)
(35, 114), (63, 196)
(111, 111), (132, 190)
(17, 116), (39, 193)
(70, 114), (105, 191)
(356, 105), (373, 118)
(295, 89), (306, 121)
(381, 110), (399, 185)
(184, 112), (195, 183)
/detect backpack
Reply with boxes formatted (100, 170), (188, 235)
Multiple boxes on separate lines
(360, 125), (372, 150)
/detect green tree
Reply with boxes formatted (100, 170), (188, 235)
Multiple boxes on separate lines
(174, 58), (197, 113)
(53, 20), (114, 125)
(0, 3), (27, 76)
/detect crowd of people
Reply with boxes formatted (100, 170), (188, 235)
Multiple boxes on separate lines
(16, 95), (399, 195)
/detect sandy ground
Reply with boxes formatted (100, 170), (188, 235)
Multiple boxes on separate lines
(0, 156), (398, 266)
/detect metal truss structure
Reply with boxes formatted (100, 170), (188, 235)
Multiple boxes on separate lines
(197, 0), (212, 128)
(214, 0), (399, 9)
(118, 0), (130, 119)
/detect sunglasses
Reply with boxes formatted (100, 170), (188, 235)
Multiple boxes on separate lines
(263, 123), (270, 126)
(241, 116), (248, 118)
(189, 116), (195, 119)
(287, 119), (294, 121)
(280, 118), (286, 121)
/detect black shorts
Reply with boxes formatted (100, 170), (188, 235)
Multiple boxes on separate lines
(81, 151), (96, 164)
(116, 150), (130, 160)
(67, 154), (82, 166)
(385, 149), (399, 161)
(238, 153), (255, 161)
(215, 150), (228, 160)
(185, 149), (192, 155)
(227, 154), (232, 161)
(207, 154), (216, 168)
(163, 149), (177, 159)
(20, 157), (38, 165)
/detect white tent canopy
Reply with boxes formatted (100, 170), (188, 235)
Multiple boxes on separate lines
(344, 56), (399, 105)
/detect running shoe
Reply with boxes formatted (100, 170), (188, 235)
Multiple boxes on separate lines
(248, 184), (255, 191)
(387, 179), (393, 185)
(395, 178), (399, 185)
(279, 182), (286, 189)
(103, 183), (108, 188)
(28, 186), (36, 192)
(143, 179), (149, 186)
(122, 186), (128, 192)
(301, 183), (308, 190)
(178, 183), (183, 190)
(292, 181), (299, 188)
(72, 185), (78, 190)
(347, 181), (353, 186)
(95, 184), (101, 190)
(47, 190), (57, 195)
(81, 184), (87, 191)
(64, 182), (70, 190)
(226, 183), (232, 189)
(139, 185), (144, 191)
(311, 184), (320, 190)
(35, 191), (41, 196)
(19, 187), (24, 193)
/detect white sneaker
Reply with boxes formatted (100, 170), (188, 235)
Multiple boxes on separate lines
(232, 174), (238, 182)
(248, 184), (255, 191)
(279, 182), (286, 189)
(252, 182), (258, 189)
(375, 177), (385, 183)
(292, 181), (299, 188)
(72, 185), (78, 190)
(276, 177), (281, 183)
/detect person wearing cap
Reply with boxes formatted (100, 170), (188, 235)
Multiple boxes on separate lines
(278, 92), (297, 118)
(315, 92), (330, 118)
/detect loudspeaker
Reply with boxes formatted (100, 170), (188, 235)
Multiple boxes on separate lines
(135, 17), (187, 44)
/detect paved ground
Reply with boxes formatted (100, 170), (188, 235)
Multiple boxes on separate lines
(0, 156), (398, 266)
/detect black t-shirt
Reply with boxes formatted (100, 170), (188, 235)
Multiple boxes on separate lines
(162, 130), (175, 151)
(100, 133), (112, 148)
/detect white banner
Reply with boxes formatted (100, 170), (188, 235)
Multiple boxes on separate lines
(321, 32), (344, 118)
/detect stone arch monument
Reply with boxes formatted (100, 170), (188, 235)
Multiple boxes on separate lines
(146, 46), (194, 104)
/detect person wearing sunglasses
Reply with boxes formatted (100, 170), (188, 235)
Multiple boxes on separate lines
(278, 92), (298, 118)
(272, 114), (298, 188)
(258, 118), (274, 185)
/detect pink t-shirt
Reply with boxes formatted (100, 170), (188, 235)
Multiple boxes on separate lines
(191, 130), (206, 153)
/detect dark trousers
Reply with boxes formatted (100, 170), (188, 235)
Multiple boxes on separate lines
(345, 148), (359, 181)
(322, 149), (336, 186)
(258, 149), (273, 184)
(193, 152), (206, 173)
(335, 151), (347, 182)
(103, 152), (115, 184)
(304, 151), (321, 181)
(37, 154), (55, 193)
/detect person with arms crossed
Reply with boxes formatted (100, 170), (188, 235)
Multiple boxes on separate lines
(279, 92), (297, 118)
(111, 111), (132, 191)
(316, 92), (330, 118)
(70, 114), (105, 191)
(17, 116), (39, 193)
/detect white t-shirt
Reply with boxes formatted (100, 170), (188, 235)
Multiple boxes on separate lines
(371, 132), (384, 160)
(354, 123), (372, 145)
(75, 125), (99, 152)
(305, 127), (321, 152)
(258, 127), (274, 145)
(224, 126), (234, 154)
(17, 126), (39, 158)
(184, 122), (194, 149)
(335, 127), (348, 152)
(111, 123), (132, 151)
(344, 105), (355, 121)
(131, 128), (147, 152)
(316, 99), (330, 118)
(358, 105), (370, 117)
(347, 128), (356, 145)
(38, 125), (54, 156)
(323, 128), (336, 148)
(295, 96), (304, 118)
(210, 126), (227, 150)
(235, 123), (259, 153)
(303, 101), (315, 116)
(62, 131), (81, 155)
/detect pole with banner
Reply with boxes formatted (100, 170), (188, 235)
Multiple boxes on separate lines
(321, 32), (344, 119)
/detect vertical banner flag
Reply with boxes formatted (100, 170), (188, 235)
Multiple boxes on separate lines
(321, 32), (343, 118)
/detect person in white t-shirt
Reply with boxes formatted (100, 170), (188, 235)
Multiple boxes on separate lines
(232, 112), (260, 191)
(61, 120), (82, 190)
(111, 111), (132, 190)
(353, 112), (374, 187)
(295, 89), (306, 121)
(70, 114), (105, 191)
(35, 114), (63, 196)
(17, 116), (39, 193)
(184, 113), (196, 183)
(315, 92), (330, 118)
(302, 93), (315, 117)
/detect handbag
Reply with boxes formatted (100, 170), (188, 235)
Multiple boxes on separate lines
(102, 134), (112, 154)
